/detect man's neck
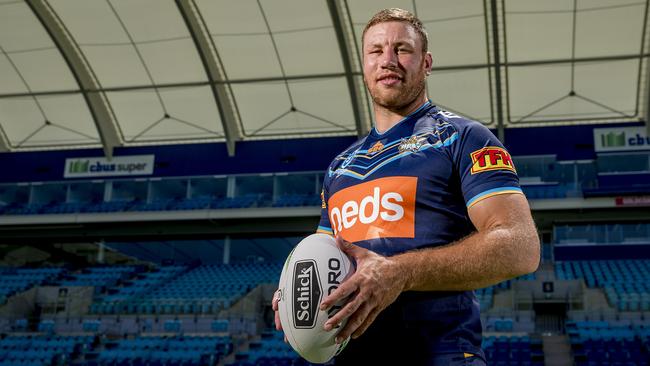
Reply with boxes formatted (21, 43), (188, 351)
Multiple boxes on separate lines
(373, 96), (429, 134)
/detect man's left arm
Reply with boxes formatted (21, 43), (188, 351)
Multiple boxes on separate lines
(320, 192), (540, 342)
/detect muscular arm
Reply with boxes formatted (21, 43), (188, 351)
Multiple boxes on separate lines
(397, 192), (540, 292)
(321, 193), (540, 341)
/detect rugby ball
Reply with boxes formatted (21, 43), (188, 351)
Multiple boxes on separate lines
(277, 233), (355, 364)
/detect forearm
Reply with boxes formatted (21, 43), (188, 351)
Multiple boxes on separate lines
(394, 222), (540, 292)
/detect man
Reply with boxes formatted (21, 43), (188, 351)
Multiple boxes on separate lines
(274, 8), (539, 365)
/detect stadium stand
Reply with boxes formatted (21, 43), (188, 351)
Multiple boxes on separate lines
(0, 155), (631, 218)
(554, 223), (650, 245)
(56, 266), (140, 292)
(568, 321), (650, 366)
(0, 333), (232, 366)
(0, 267), (65, 305)
(7, 219), (650, 365)
(90, 265), (189, 314)
(0, 334), (95, 366)
(482, 334), (544, 366)
(90, 335), (233, 366)
(227, 331), (315, 366)
(88, 263), (280, 315)
(557, 260), (650, 311)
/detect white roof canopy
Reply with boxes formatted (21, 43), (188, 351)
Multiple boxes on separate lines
(0, 0), (647, 155)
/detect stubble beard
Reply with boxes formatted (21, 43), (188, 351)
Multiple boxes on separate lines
(368, 72), (427, 113)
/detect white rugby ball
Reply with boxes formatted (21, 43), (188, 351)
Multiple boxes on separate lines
(277, 233), (355, 364)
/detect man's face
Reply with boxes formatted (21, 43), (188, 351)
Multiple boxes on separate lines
(362, 21), (432, 111)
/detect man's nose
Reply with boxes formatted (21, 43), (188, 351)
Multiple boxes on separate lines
(380, 49), (398, 68)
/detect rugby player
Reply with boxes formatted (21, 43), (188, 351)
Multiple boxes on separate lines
(274, 8), (539, 365)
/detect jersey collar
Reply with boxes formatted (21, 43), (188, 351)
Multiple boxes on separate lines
(370, 100), (436, 138)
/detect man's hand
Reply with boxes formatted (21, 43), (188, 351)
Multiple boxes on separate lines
(272, 289), (282, 331)
(272, 289), (289, 343)
(319, 237), (408, 343)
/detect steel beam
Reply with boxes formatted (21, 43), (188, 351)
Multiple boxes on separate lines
(177, 0), (241, 156)
(0, 125), (9, 152)
(327, 0), (372, 137)
(28, 0), (122, 158)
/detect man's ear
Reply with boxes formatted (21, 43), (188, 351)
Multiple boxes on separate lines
(424, 52), (433, 75)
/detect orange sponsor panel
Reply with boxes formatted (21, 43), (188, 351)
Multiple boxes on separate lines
(327, 176), (417, 242)
(470, 146), (516, 174)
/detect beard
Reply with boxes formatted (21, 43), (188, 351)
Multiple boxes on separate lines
(367, 72), (427, 112)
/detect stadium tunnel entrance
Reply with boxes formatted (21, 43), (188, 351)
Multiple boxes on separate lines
(533, 301), (568, 334)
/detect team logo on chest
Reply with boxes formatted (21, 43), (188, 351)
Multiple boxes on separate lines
(398, 135), (425, 153)
(368, 141), (384, 155)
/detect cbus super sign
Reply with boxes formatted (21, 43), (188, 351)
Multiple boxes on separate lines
(64, 155), (155, 178)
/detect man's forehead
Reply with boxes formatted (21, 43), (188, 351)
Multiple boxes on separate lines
(363, 21), (419, 46)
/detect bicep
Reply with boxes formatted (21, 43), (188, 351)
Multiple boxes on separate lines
(467, 193), (534, 233)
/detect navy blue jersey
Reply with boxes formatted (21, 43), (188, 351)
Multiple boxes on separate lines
(316, 101), (523, 359)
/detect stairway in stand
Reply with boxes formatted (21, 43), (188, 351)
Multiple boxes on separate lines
(542, 334), (573, 366)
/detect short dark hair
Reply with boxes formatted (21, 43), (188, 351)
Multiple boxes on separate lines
(362, 8), (428, 52)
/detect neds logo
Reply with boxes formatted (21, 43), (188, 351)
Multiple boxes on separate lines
(293, 260), (322, 328)
(328, 176), (417, 242)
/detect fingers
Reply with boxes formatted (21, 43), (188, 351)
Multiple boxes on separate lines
(273, 290), (282, 331)
(351, 307), (380, 339)
(323, 288), (363, 331)
(275, 309), (282, 331)
(320, 276), (359, 311)
(272, 290), (279, 310)
(334, 302), (372, 343)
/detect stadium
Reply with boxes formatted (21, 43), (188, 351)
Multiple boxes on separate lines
(0, 0), (649, 365)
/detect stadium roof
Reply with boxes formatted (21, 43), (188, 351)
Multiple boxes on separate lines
(0, 0), (648, 157)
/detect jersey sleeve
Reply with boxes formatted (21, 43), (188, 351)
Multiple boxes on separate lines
(316, 174), (334, 236)
(452, 121), (523, 208)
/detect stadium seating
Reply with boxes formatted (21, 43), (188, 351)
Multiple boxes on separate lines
(556, 260), (650, 311)
(0, 335), (95, 366)
(476, 287), (494, 310)
(141, 263), (280, 312)
(475, 272), (536, 310)
(128, 198), (176, 212)
(90, 265), (188, 314)
(521, 184), (571, 200)
(83, 200), (134, 213)
(211, 194), (270, 209)
(482, 335), (544, 366)
(90, 263), (281, 315)
(169, 196), (219, 210)
(0, 267), (65, 304)
(568, 320), (650, 366)
(272, 194), (320, 207)
(56, 266), (140, 292)
(227, 331), (315, 366)
(0, 158), (615, 218)
(41, 202), (86, 214)
(554, 223), (650, 245)
(1, 203), (45, 215)
(0, 334), (231, 366)
(91, 335), (232, 366)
